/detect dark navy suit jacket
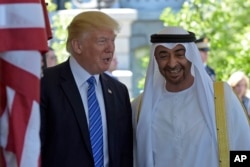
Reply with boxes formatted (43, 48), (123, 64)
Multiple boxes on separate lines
(40, 60), (133, 167)
(205, 65), (216, 81)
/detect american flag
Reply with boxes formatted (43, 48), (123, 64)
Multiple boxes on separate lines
(0, 0), (51, 166)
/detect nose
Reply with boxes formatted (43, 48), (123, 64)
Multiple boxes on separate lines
(105, 40), (115, 53)
(167, 55), (177, 68)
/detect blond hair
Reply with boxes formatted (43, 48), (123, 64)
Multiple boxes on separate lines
(228, 71), (250, 89)
(66, 11), (120, 53)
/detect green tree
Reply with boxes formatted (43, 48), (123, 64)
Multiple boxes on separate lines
(160, 0), (250, 81)
(46, 0), (57, 12)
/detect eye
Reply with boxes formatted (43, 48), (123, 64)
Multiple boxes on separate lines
(156, 51), (169, 60)
(111, 37), (115, 42)
(175, 49), (185, 57)
(159, 53), (168, 59)
(97, 38), (107, 45)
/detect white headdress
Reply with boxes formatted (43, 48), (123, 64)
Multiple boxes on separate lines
(136, 26), (217, 167)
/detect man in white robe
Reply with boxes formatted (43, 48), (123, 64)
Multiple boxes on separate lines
(132, 26), (250, 167)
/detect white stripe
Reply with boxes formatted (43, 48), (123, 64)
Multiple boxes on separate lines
(0, 87), (15, 148)
(0, 90), (40, 167)
(20, 101), (40, 167)
(3, 150), (18, 167)
(0, 100), (9, 148)
(0, 87), (17, 167)
(0, 51), (42, 78)
(0, 3), (45, 28)
(0, 103), (9, 148)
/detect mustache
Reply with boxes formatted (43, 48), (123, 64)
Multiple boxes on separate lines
(164, 65), (182, 71)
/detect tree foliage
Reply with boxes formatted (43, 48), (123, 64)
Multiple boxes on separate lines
(46, 0), (73, 63)
(46, 0), (57, 12)
(160, 0), (250, 81)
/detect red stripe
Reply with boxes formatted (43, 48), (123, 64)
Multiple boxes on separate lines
(0, 147), (7, 167)
(6, 93), (33, 167)
(0, 0), (52, 53)
(0, 0), (41, 4)
(0, 58), (7, 117)
(0, 81), (6, 117)
(41, 0), (52, 41)
(0, 58), (40, 167)
(38, 155), (41, 167)
(0, 28), (48, 53)
(0, 1), (49, 166)
(0, 59), (40, 102)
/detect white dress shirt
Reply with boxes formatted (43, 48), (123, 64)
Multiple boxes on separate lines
(69, 56), (109, 167)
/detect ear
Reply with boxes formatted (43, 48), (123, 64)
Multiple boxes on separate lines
(71, 39), (82, 54)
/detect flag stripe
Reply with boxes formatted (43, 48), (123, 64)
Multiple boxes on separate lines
(0, 0), (51, 166)
(6, 93), (33, 166)
(0, 144), (6, 166)
(0, 3), (45, 28)
(0, 52), (41, 167)
(41, 0), (52, 41)
(21, 101), (40, 167)
(0, 0), (41, 3)
(0, 81), (7, 116)
(0, 28), (48, 52)
(0, 58), (40, 102)
(0, 51), (41, 78)
(0, 0), (52, 52)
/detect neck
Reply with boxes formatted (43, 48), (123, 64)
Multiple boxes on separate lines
(166, 76), (194, 92)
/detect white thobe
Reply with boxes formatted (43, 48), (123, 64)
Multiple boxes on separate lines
(152, 84), (218, 167)
(132, 31), (250, 167)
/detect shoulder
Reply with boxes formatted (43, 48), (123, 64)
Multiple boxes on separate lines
(206, 65), (215, 73)
(221, 82), (250, 149)
(41, 60), (71, 88)
(242, 96), (250, 113)
(131, 93), (143, 106)
(131, 93), (144, 127)
(101, 73), (125, 87)
(131, 93), (144, 115)
(215, 82), (245, 118)
(100, 73), (130, 97)
(42, 60), (69, 78)
(243, 96), (250, 103)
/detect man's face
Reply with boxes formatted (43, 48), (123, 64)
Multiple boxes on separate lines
(233, 79), (248, 98)
(154, 44), (194, 91)
(74, 29), (116, 75)
(199, 49), (208, 63)
(46, 50), (57, 67)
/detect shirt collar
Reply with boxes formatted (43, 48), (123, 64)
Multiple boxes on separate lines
(69, 56), (100, 88)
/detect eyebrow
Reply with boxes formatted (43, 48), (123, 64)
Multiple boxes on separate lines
(175, 48), (185, 52)
(158, 48), (185, 53)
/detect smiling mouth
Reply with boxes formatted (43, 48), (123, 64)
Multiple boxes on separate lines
(168, 67), (182, 74)
(170, 69), (180, 73)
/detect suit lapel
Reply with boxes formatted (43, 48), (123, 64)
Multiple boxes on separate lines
(60, 60), (92, 155)
(59, 67), (119, 160)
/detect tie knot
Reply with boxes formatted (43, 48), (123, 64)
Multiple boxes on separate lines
(87, 76), (96, 86)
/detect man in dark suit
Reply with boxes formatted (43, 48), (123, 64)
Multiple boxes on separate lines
(40, 11), (133, 167)
(195, 37), (216, 81)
